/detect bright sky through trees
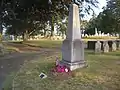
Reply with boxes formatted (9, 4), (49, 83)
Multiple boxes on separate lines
(85, 0), (107, 20)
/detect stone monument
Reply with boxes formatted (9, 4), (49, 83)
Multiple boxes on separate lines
(60, 3), (86, 71)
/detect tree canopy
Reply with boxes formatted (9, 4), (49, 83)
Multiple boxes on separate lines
(0, 0), (99, 40)
(86, 0), (120, 35)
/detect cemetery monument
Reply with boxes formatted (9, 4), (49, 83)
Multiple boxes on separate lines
(60, 2), (86, 71)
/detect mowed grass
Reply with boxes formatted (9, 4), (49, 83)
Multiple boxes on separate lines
(5, 40), (120, 90)
(13, 49), (120, 90)
(23, 40), (62, 48)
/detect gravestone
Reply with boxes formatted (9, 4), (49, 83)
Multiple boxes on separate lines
(101, 32), (105, 36)
(98, 31), (102, 36)
(85, 34), (88, 37)
(112, 41), (117, 51)
(95, 28), (98, 36)
(95, 41), (101, 53)
(60, 3), (86, 71)
(103, 41), (109, 53)
(107, 33), (110, 36)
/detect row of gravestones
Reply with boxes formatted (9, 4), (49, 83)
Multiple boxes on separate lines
(87, 40), (120, 53)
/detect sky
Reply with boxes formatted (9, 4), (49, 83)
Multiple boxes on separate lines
(84, 0), (107, 20)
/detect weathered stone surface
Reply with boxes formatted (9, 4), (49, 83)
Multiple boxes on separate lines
(103, 41), (109, 53)
(66, 4), (81, 40)
(112, 41), (117, 51)
(60, 4), (86, 71)
(61, 39), (85, 70)
(95, 41), (101, 53)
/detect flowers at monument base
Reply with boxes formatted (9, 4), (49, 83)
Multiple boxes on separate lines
(52, 64), (70, 73)
(51, 58), (70, 73)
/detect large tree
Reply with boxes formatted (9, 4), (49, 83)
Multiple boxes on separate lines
(1, 0), (99, 40)
(86, 0), (120, 35)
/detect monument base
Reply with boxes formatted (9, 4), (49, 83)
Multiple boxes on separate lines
(60, 60), (87, 71)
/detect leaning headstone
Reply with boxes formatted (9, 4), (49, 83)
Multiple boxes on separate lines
(103, 41), (109, 53)
(60, 3), (86, 71)
(112, 41), (117, 51)
(95, 41), (101, 53)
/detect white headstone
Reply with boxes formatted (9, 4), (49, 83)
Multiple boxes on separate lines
(82, 34), (84, 37)
(101, 32), (105, 36)
(95, 41), (101, 53)
(98, 31), (102, 36)
(95, 28), (98, 36)
(60, 4), (86, 71)
(112, 41), (117, 51)
(85, 34), (88, 37)
(103, 41), (109, 53)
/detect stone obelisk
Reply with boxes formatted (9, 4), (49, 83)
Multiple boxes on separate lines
(60, 3), (86, 71)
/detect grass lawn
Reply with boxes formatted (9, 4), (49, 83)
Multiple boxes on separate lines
(21, 38), (120, 48)
(22, 40), (62, 48)
(0, 43), (18, 57)
(12, 50), (120, 90)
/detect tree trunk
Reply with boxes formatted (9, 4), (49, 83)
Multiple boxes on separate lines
(51, 24), (54, 37)
(44, 30), (47, 37)
(23, 30), (29, 41)
(119, 32), (120, 39)
(43, 24), (47, 37)
(50, 17), (54, 37)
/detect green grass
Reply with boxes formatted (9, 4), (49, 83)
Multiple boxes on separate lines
(23, 40), (62, 48)
(22, 38), (120, 48)
(2, 72), (16, 90)
(12, 50), (120, 90)
(0, 43), (18, 57)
